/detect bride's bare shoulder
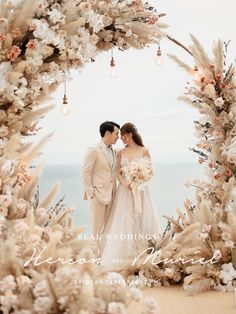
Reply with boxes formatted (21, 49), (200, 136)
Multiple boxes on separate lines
(143, 147), (151, 158)
(114, 147), (125, 157)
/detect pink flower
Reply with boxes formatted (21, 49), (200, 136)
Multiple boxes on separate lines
(214, 173), (221, 180)
(12, 28), (22, 38)
(6, 45), (21, 61)
(225, 168), (232, 177)
(148, 18), (156, 24)
(0, 32), (5, 42)
(208, 162), (215, 168)
(0, 195), (12, 208)
(198, 157), (205, 164)
(26, 39), (37, 49)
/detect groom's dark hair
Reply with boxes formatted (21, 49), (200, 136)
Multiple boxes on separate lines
(100, 121), (120, 137)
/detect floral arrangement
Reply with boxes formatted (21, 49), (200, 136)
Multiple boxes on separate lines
(0, 0), (166, 312)
(127, 156), (153, 190)
(125, 36), (236, 294)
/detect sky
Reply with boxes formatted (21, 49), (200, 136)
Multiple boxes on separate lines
(34, 0), (236, 165)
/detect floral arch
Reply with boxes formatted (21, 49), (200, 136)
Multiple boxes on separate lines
(0, 0), (236, 313)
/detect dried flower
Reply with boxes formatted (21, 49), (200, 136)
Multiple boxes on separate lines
(7, 46), (21, 61)
(214, 97), (224, 108)
(0, 195), (12, 208)
(0, 125), (9, 137)
(219, 263), (236, 284)
(108, 302), (126, 314)
(0, 32), (6, 42)
(12, 28), (22, 38)
(26, 39), (37, 49)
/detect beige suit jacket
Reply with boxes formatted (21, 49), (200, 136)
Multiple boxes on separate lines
(81, 140), (117, 205)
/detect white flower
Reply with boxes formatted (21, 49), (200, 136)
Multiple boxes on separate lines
(212, 129), (224, 140)
(129, 287), (143, 301)
(226, 138), (236, 165)
(0, 290), (18, 310)
(16, 276), (32, 289)
(0, 275), (16, 292)
(107, 272), (126, 286)
(17, 199), (28, 211)
(165, 267), (175, 278)
(32, 19), (50, 39)
(202, 224), (211, 233)
(48, 8), (66, 24)
(214, 97), (224, 108)
(143, 296), (158, 313)
(222, 232), (231, 241)
(219, 263), (236, 284)
(0, 62), (11, 91)
(92, 297), (106, 313)
(230, 125), (236, 136)
(204, 84), (216, 98)
(0, 125), (9, 137)
(14, 220), (29, 233)
(85, 10), (104, 33)
(15, 86), (28, 99)
(225, 240), (235, 249)
(33, 280), (49, 298)
(108, 302), (126, 314)
(0, 195), (12, 207)
(34, 296), (53, 313)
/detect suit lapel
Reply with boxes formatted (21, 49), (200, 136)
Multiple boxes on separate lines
(98, 142), (112, 169)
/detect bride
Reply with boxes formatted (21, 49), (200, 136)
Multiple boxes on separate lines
(100, 123), (160, 271)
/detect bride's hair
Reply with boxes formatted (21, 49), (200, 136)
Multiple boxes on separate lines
(120, 123), (144, 147)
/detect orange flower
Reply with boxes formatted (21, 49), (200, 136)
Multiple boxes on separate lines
(12, 28), (22, 38)
(26, 39), (37, 49)
(7, 45), (21, 61)
(0, 32), (5, 42)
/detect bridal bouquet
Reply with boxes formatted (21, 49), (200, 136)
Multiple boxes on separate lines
(127, 157), (153, 190)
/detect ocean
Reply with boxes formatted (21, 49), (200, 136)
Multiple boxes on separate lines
(39, 163), (205, 234)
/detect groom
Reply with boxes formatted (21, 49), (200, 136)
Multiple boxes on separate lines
(81, 121), (120, 244)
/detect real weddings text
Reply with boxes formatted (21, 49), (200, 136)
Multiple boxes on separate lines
(24, 246), (222, 267)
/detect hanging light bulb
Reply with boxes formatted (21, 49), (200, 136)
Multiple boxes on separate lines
(191, 65), (200, 81)
(61, 75), (70, 115)
(110, 47), (116, 78)
(156, 44), (163, 65)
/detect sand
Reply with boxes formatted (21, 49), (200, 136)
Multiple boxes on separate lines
(127, 285), (235, 314)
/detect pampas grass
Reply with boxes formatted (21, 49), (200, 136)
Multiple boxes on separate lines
(20, 133), (54, 166)
(38, 181), (61, 210)
(8, 0), (37, 32)
(168, 54), (192, 73)
(189, 34), (212, 68)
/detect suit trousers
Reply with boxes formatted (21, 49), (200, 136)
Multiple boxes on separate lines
(89, 196), (113, 237)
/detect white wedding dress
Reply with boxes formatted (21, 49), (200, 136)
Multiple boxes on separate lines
(100, 151), (161, 271)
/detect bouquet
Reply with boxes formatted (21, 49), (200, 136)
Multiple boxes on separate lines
(127, 156), (153, 191)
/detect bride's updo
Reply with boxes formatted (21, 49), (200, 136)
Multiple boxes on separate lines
(120, 123), (144, 147)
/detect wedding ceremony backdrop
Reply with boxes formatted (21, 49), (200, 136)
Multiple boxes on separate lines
(0, 0), (236, 313)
